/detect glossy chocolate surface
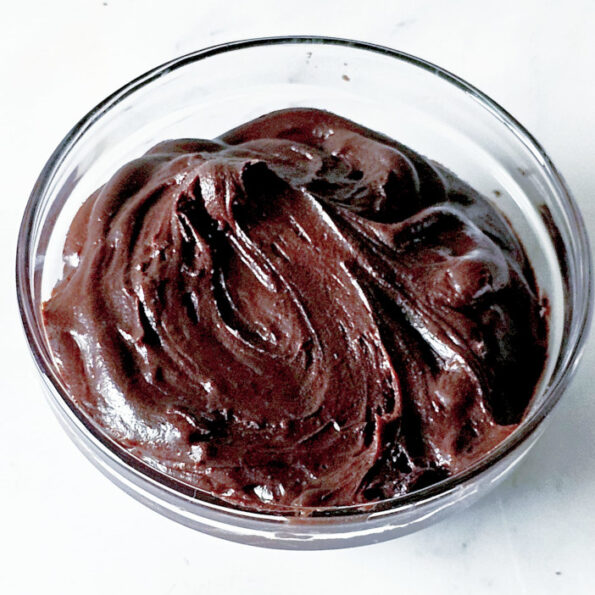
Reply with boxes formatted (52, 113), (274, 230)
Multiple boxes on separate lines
(43, 109), (547, 510)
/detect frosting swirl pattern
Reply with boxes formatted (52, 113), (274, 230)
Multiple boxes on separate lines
(44, 109), (547, 510)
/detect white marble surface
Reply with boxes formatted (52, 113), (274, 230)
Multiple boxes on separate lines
(2, 1), (594, 593)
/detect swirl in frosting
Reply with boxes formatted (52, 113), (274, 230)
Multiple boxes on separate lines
(43, 109), (547, 510)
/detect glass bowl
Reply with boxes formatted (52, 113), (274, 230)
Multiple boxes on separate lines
(16, 36), (592, 550)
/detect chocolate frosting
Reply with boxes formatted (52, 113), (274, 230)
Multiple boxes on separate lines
(43, 109), (547, 511)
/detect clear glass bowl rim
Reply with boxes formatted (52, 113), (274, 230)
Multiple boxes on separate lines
(16, 35), (593, 519)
